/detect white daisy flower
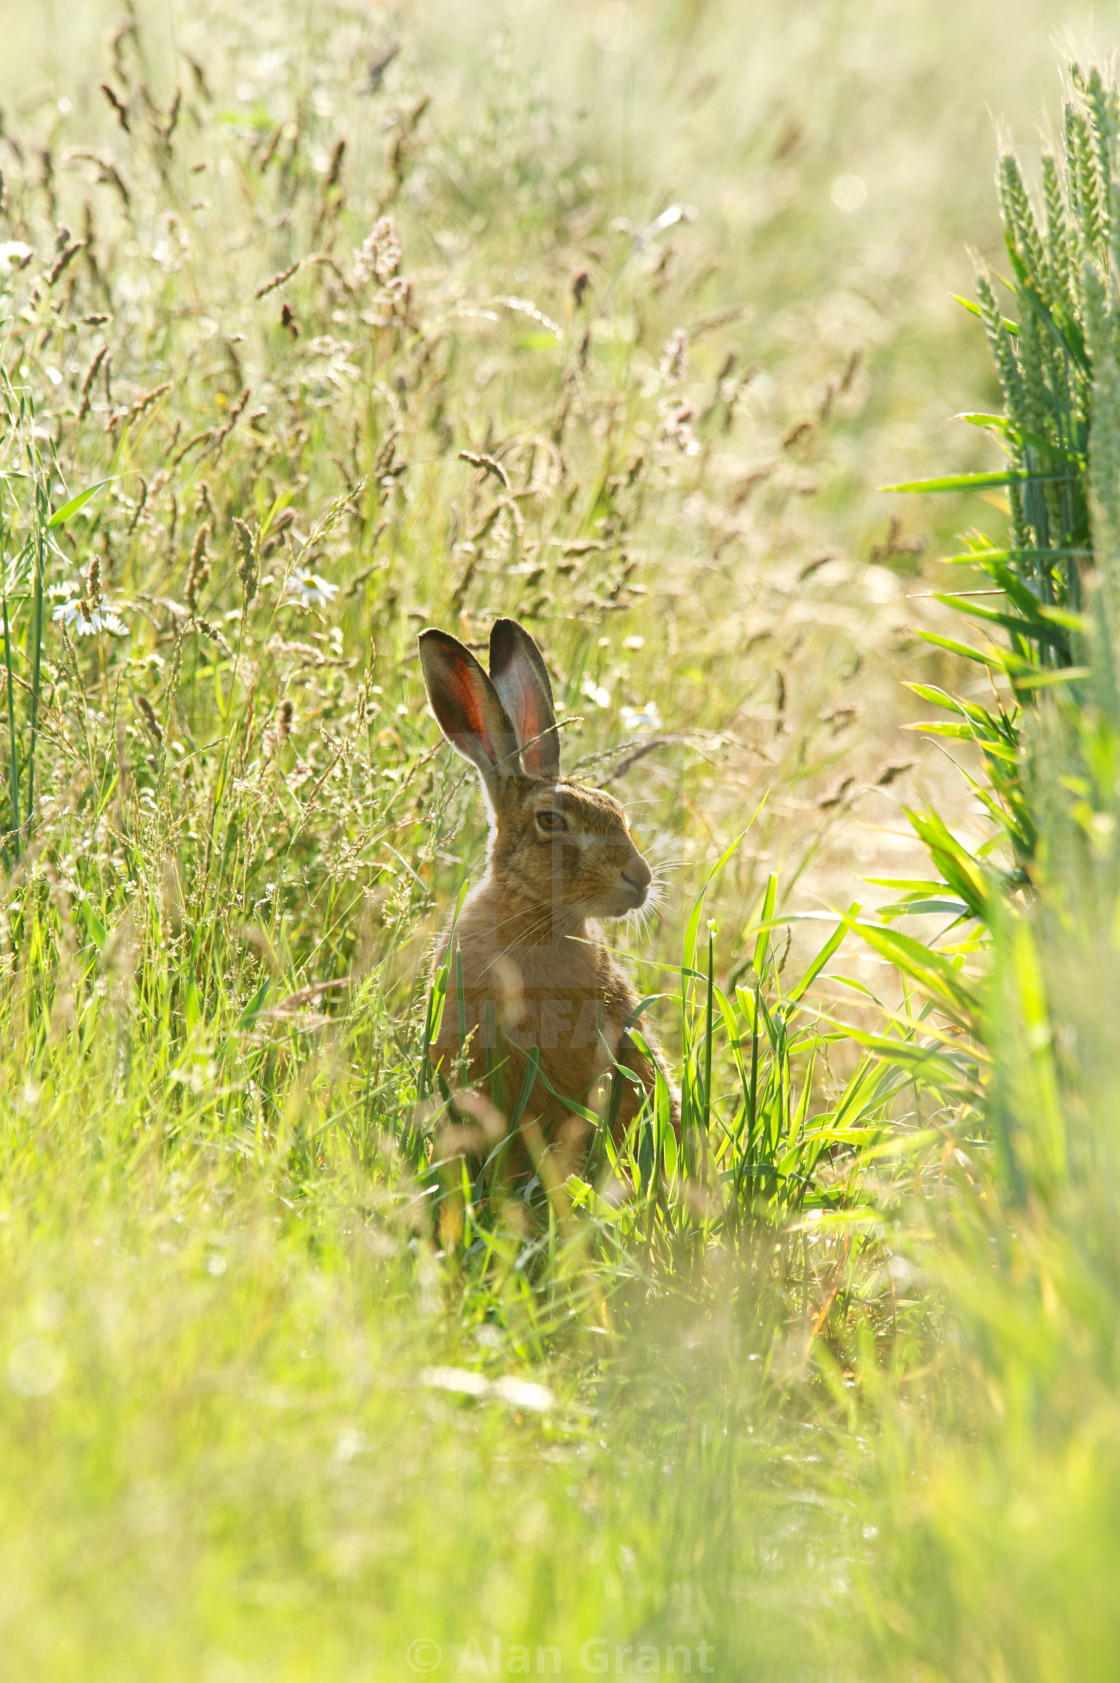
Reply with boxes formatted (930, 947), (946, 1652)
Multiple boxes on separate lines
(620, 700), (662, 732)
(287, 567), (338, 606)
(52, 599), (128, 636)
(581, 674), (612, 709)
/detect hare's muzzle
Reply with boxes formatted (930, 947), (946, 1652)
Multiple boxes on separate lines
(619, 854), (652, 909)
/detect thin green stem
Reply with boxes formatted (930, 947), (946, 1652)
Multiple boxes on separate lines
(25, 466), (46, 845)
(0, 498), (19, 863)
(702, 926), (714, 1137)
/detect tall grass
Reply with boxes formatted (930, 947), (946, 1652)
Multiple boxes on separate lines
(834, 58), (1120, 1683)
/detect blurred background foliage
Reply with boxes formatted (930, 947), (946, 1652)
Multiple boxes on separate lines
(1, 2), (1119, 1679)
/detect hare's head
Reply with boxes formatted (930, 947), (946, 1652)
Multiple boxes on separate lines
(419, 618), (652, 920)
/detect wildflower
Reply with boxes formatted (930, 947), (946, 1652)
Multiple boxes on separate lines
(621, 700), (662, 732)
(52, 598), (127, 636)
(0, 241), (32, 272)
(581, 674), (611, 709)
(287, 567), (338, 606)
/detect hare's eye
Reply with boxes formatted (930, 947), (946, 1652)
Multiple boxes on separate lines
(535, 810), (563, 835)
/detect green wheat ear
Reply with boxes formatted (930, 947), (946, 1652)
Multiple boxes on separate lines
(1084, 260), (1120, 595)
(957, 63), (1120, 660)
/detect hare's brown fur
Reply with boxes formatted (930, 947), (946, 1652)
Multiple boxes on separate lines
(419, 619), (678, 1173)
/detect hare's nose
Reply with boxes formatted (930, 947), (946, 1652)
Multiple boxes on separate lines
(620, 854), (651, 900)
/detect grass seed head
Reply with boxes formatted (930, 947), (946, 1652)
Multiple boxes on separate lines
(135, 694), (163, 745)
(185, 523), (210, 615)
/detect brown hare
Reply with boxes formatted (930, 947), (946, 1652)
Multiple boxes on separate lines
(418, 617), (679, 1176)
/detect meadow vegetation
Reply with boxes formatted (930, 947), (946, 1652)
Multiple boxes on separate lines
(1, 2), (1118, 1678)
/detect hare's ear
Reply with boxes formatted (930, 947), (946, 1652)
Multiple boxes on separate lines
(488, 618), (561, 781)
(418, 628), (521, 795)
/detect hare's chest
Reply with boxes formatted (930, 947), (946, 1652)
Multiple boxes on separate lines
(476, 937), (621, 1048)
(449, 918), (625, 1085)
